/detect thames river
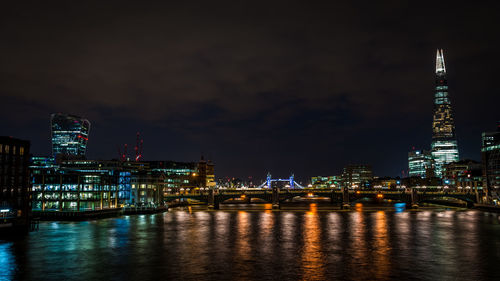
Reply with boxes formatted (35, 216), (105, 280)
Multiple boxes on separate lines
(1, 206), (500, 280)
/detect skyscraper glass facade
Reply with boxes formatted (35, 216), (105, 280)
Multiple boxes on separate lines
(481, 123), (500, 193)
(51, 113), (90, 159)
(408, 150), (432, 178)
(431, 49), (459, 177)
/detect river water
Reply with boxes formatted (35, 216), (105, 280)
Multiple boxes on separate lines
(1, 206), (500, 281)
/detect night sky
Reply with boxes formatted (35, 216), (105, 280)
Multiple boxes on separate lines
(1, 1), (499, 182)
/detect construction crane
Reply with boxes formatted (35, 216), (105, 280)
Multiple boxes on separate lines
(134, 132), (143, 161)
(117, 143), (128, 161)
(117, 132), (143, 162)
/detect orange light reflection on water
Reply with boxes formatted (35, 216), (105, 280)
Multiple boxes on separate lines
(355, 203), (363, 211)
(301, 210), (325, 281)
(307, 203), (318, 215)
(373, 211), (390, 279)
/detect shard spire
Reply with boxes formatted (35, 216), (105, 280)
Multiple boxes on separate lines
(436, 49), (446, 74)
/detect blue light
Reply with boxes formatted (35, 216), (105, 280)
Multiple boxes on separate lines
(394, 203), (406, 213)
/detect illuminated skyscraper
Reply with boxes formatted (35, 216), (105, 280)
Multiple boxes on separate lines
(51, 113), (90, 160)
(408, 149), (433, 178)
(431, 49), (459, 177)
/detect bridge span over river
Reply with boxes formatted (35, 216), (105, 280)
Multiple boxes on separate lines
(164, 187), (480, 209)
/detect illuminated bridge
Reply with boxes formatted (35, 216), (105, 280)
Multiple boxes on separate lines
(164, 188), (480, 209)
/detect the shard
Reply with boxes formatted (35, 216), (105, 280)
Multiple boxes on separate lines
(431, 49), (459, 177)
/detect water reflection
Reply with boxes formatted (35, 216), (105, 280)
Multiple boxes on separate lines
(2, 209), (499, 281)
(301, 212), (325, 281)
(349, 211), (367, 272)
(0, 243), (15, 280)
(372, 211), (390, 279)
(235, 211), (252, 279)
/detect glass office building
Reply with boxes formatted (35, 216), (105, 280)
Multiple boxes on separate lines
(408, 150), (433, 178)
(482, 123), (500, 198)
(431, 49), (459, 177)
(51, 113), (91, 160)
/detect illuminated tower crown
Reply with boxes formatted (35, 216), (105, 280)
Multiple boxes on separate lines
(431, 49), (459, 177)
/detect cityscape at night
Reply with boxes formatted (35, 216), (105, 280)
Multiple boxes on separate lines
(1, 1), (500, 280)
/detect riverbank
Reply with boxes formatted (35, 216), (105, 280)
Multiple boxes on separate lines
(32, 206), (168, 221)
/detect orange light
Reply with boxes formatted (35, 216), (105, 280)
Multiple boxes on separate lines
(356, 191), (361, 194)
(355, 203), (363, 211)
(241, 194), (246, 199)
(307, 193), (314, 197)
(377, 193), (383, 199)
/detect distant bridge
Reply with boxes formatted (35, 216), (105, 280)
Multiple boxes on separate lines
(256, 173), (304, 189)
(164, 188), (480, 209)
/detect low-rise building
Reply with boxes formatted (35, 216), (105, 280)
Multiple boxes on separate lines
(311, 176), (341, 188)
(443, 160), (483, 190)
(0, 136), (31, 233)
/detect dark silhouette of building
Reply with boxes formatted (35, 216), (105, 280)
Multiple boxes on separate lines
(197, 157), (215, 188)
(0, 136), (31, 233)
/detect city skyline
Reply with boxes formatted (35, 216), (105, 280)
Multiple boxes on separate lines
(1, 1), (499, 181)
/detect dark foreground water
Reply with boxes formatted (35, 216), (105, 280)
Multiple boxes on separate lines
(2, 208), (500, 281)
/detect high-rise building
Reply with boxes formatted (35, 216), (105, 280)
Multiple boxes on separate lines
(481, 122), (500, 201)
(341, 164), (373, 189)
(408, 149), (433, 178)
(431, 49), (459, 177)
(51, 113), (90, 160)
(0, 136), (31, 233)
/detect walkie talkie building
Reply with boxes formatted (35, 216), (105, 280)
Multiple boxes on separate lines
(431, 49), (459, 177)
(51, 113), (91, 159)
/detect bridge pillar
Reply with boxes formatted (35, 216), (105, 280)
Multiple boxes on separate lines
(272, 187), (280, 209)
(410, 188), (419, 208)
(330, 189), (336, 205)
(341, 187), (350, 209)
(208, 189), (219, 210)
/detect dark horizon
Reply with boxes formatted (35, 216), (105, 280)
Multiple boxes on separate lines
(1, 1), (499, 182)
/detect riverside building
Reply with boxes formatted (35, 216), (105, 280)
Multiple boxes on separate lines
(0, 136), (31, 233)
(481, 122), (500, 201)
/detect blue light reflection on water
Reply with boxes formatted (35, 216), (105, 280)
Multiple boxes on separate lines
(394, 203), (406, 213)
(0, 242), (15, 281)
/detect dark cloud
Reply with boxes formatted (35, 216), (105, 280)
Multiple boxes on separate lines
(1, 1), (499, 181)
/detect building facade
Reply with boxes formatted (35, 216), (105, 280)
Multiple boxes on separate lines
(31, 159), (164, 211)
(481, 123), (500, 201)
(431, 49), (459, 177)
(51, 113), (90, 161)
(0, 136), (31, 232)
(341, 164), (373, 189)
(408, 149), (433, 178)
(443, 160), (483, 190)
(311, 176), (341, 188)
